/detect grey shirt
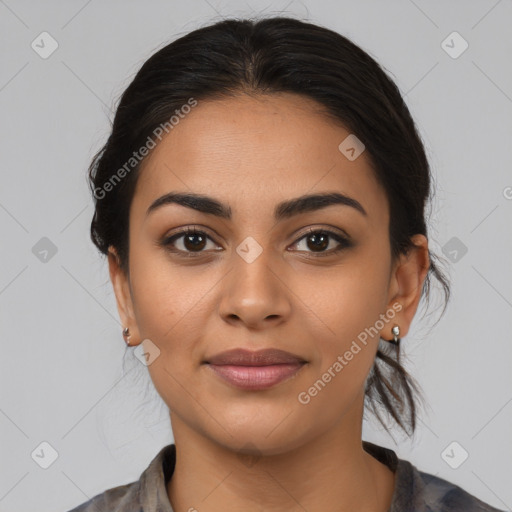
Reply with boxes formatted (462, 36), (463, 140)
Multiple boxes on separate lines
(67, 441), (505, 512)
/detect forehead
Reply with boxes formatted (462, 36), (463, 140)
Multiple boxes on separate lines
(131, 93), (388, 225)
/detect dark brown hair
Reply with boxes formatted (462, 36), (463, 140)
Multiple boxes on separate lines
(88, 15), (450, 436)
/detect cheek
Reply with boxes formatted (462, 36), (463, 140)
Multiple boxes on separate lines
(290, 257), (391, 406)
(128, 247), (217, 389)
(293, 268), (387, 418)
(293, 256), (390, 346)
(128, 243), (212, 339)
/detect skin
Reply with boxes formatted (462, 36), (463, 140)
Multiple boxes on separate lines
(108, 93), (429, 512)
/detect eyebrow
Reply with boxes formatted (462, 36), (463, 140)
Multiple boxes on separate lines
(146, 191), (367, 221)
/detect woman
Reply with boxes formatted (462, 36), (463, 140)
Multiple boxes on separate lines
(68, 15), (504, 512)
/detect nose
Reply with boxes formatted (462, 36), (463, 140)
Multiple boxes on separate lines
(217, 246), (292, 330)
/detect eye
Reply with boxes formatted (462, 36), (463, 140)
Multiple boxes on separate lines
(160, 226), (352, 258)
(290, 228), (352, 256)
(160, 227), (220, 257)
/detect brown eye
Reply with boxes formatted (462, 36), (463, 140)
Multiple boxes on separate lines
(181, 231), (207, 251)
(291, 229), (352, 256)
(304, 232), (329, 251)
(161, 228), (219, 255)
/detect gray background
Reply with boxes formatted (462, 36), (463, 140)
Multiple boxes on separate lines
(1, 1), (511, 511)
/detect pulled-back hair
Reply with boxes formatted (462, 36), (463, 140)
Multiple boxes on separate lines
(88, 16), (451, 436)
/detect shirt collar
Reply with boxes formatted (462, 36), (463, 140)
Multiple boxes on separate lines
(137, 442), (423, 512)
(138, 444), (176, 512)
(363, 441), (429, 512)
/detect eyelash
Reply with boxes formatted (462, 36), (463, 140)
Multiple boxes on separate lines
(160, 226), (352, 258)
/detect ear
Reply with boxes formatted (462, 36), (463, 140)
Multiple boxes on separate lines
(381, 234), (430, 340)
(108, 246), (141, 346)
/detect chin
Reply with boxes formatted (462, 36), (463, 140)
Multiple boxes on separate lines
(209, 420), (313, 458)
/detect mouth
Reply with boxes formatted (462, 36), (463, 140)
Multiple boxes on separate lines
(202, 348), (307, 390)
(204, 362), (306, 390)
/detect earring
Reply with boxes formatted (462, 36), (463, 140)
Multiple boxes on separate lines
(389, 325), (400, 347)
(122, 327), (132, 346)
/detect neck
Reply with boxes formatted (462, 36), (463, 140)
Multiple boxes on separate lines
(166, 399), (396, 512)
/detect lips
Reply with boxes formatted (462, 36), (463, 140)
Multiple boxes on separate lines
(203, 348), (307, 390)
(204, 348), (306, 366)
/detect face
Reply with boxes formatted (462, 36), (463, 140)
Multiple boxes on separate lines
(109, 93), (428, 455)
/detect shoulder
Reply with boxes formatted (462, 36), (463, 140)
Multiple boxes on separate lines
(64, 444), (175, 512)
(363, 441), (505, 512)
(397, 458), (506, 512)
(65, 481), (140, 512)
